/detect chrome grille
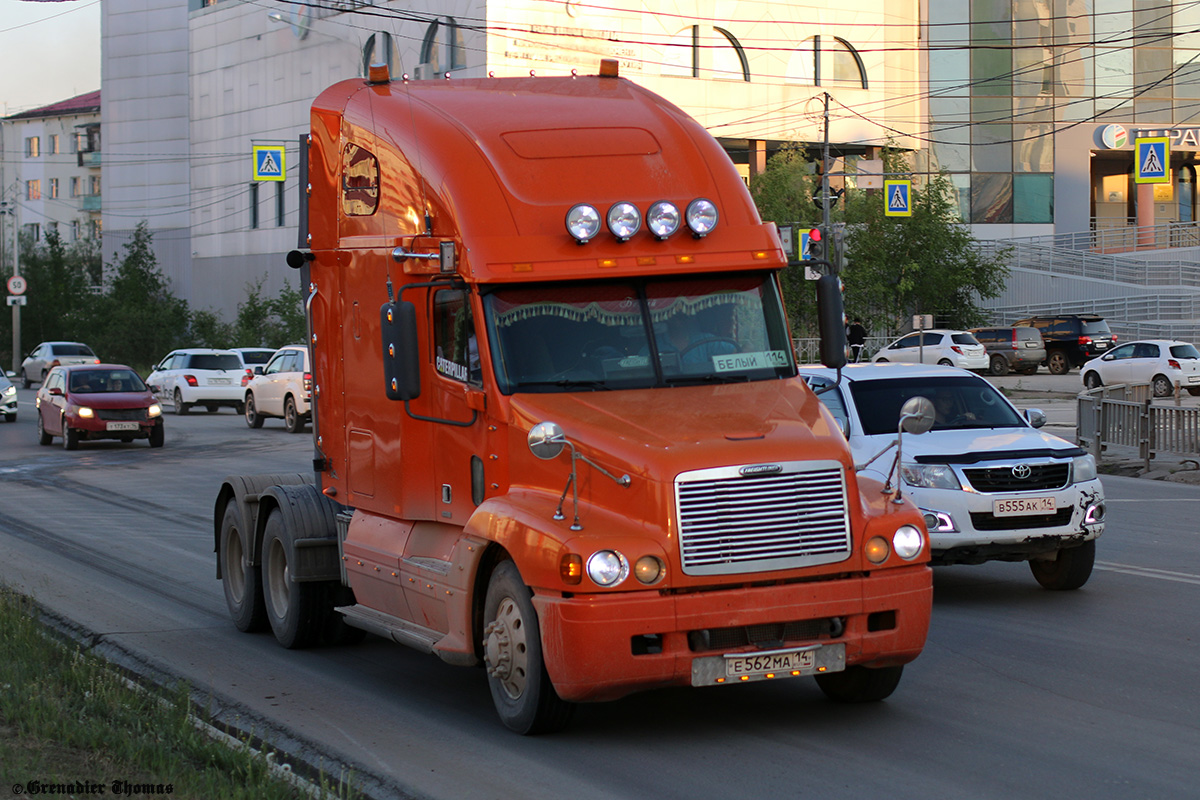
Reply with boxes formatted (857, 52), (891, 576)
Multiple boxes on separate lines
(963, 462), (1070, 492)
(676, 461), (851, 576)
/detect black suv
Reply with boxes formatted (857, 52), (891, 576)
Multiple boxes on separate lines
(1011, 314), (1116, 374)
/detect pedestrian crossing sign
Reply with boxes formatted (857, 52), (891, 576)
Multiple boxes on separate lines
(253, 145), (286, 181)
(1135, 137), (1169, 184)
(884, 180), (912, 216)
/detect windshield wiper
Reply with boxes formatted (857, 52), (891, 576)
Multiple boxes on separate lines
(665, 373), (751, 385)
(516, 379), (612, 391)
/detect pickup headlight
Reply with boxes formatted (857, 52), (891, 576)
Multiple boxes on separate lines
(3, 385), (15, 397)
(1072, 454), (1097, 482)
(900, 463), (961, 490)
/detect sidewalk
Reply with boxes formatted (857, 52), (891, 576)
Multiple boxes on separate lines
(986, 371), (1200, 484)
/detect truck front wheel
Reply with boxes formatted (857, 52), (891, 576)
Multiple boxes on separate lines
(262, 508), (326, 648)
(815, 664), (903, 703)
(483, 560), (574, 734)
(220, 501), (266, 632)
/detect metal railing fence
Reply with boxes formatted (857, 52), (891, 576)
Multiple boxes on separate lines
(1077, 383), (1200, 470)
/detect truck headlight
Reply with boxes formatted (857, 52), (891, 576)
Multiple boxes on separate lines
(893, 525), (924, 560)
(587, 550), (629, 586)
(1072, 454), (1097, 482)
(606, 202), (642, 241)
(685, 198), (718, 237)
(565, 203), (601, 243)
(646, 201), (681, 239)
(900, 463), (961, 490)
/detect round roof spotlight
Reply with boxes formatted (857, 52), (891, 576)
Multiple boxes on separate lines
(646, 201), (681, 240)
(685, 198), (719, 238)
(606, 202), (642, 242)
(566, 203), (601, 244)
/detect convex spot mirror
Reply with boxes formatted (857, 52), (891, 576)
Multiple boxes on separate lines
(528, 421), (567, 460)
(899, 396), (935, 435)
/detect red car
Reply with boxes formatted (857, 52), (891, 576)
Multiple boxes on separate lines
(35, 364), (164, 449)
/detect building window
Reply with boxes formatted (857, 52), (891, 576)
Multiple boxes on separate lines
(90, 176), (101, 195)
(23, 223), (41, 241)
(26, 180), (40, 200)
(275, 182), (286, 226)
(89, 220), (101, 239)
(71, 177), (81, 197)
(50, 134), (60, 155)
(419, 17), (467, 74)
(970, 173), (1014, 224)
(25, 137), (39, 158)
(72, 221), (81, 241)
(49, 178), (59, 199)
(249, 182), (260, 229)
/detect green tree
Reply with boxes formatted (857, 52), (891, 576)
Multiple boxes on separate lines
(231, 276), (306, 348)
(91, 221), (190, 367)
(750, 146), (1009, 336)
(14, 228), (95, 346)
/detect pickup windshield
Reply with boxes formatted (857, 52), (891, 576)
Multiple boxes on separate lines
(484, 273), (795, 393)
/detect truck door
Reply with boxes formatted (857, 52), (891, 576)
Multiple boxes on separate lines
(428, 286), (486, 525)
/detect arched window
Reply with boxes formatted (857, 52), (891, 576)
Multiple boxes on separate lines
(362, 32), (397, 76)
(712, 27), (750, 82)
(786, 36), (868, 89)
(660, 26), (697, 77)
(420, 17), (467, 75)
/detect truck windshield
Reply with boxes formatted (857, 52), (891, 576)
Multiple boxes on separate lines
(484, 273), (795, 393)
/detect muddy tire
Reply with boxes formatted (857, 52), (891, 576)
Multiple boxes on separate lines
(1030, 540), (1095, 591)
(815, 664), (904, 703)
(1047, 351), (1070, 375)
(483, 560), (574, 734)
(284, 396), (302, 434)
(245, 393), (264, 428)
(989, 355), (1010, 376)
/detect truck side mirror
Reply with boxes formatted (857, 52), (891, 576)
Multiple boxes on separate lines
(381, 301), (421, 401)
(815, 275), (847, 369)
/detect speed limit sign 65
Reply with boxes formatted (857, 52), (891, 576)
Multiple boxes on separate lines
(7, 275), (27, 295)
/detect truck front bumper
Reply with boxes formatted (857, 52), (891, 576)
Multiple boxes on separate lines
(533, 565), (931, 703)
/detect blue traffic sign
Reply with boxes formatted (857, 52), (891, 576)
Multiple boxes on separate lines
(884, 179), (912, 216)
(1135, 137), (1169, 183)
(253, 145), (286, 182)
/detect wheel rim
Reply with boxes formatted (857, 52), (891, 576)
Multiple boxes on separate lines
(175, 390), (183, 408)
(246, 397), (255, 422)
(1154, 377), (1171, 396)
(223, 527), (245, 603)
(484, 596), (529, 701)
(285, 399), (296, 429)
(266, 536), (290, 618)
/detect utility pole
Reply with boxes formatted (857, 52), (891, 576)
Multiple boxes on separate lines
(821, 92), (832, 247)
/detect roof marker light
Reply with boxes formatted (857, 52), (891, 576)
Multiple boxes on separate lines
(686, 198), (718, 238)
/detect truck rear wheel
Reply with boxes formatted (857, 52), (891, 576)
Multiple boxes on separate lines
(1029, 539), (1095, 590)
(220, 501), (267, 632)
(262, 508), (327, 648)
(815, 664), (904, 703)
(483, 560), (574, 734)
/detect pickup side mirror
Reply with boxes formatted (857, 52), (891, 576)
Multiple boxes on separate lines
(1025, 408), (1047, 428)
(381, 300), (421, 401)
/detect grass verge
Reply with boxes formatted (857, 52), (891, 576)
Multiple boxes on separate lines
(0, 587), (360, 799)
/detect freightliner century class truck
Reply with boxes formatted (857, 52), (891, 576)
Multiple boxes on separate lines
(214, 59), (933, 734)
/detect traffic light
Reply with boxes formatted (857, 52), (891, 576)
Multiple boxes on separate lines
(806, 227), (824, 262)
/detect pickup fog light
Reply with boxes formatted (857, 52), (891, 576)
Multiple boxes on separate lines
(685, 198), (718, 237)
(633, 555), (664, 584)
(148, 404), (162, 418)
(1085, 502), (1105, 524)
(606, 202), (642, 241)
(646, 201), (681, 239)
(893, 525), (924, 560)
(566, 203), (601, 243)
(76, 406), (95, 419)
(921, 508), (957, 533)
(900, 463), (961, 490)
(1072, 454), (1097, 482)
(587, 550), (629, 586)
(865, 536), (889, 564)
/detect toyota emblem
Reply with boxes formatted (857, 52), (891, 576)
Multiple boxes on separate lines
(1011, 464), (1032, 480)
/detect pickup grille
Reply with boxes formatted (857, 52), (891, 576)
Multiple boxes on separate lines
(676, 461), (851, 576)
(963, 462), (1070, 492)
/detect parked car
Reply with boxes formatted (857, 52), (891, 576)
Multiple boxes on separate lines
(871, 329), (988, 370)
(35, 364), (164, 449)
(0, 372), (17, 422)
(20, 341), (100, 388)
(1080, 339), (1200, 397)
(800, 363), (1105, 589)
(146, 349), (246, 415)
(1012, 314), (1116, 375)
(243, 344), (311, 433)
(969, 325), (1047, 376)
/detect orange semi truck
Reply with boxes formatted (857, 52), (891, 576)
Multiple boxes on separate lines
(214, 60), (932, 734)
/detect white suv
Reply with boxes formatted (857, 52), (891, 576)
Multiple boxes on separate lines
(147, 349), (247, 414)
(243, 345), (311, 433)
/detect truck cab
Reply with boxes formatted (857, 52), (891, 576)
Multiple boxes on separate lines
(215, 60), (933, 734)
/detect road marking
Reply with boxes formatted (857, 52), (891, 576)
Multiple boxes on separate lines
(1095, 561), (1200, 585)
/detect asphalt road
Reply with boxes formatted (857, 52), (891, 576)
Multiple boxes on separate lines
(0, 385), (1197, 800)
